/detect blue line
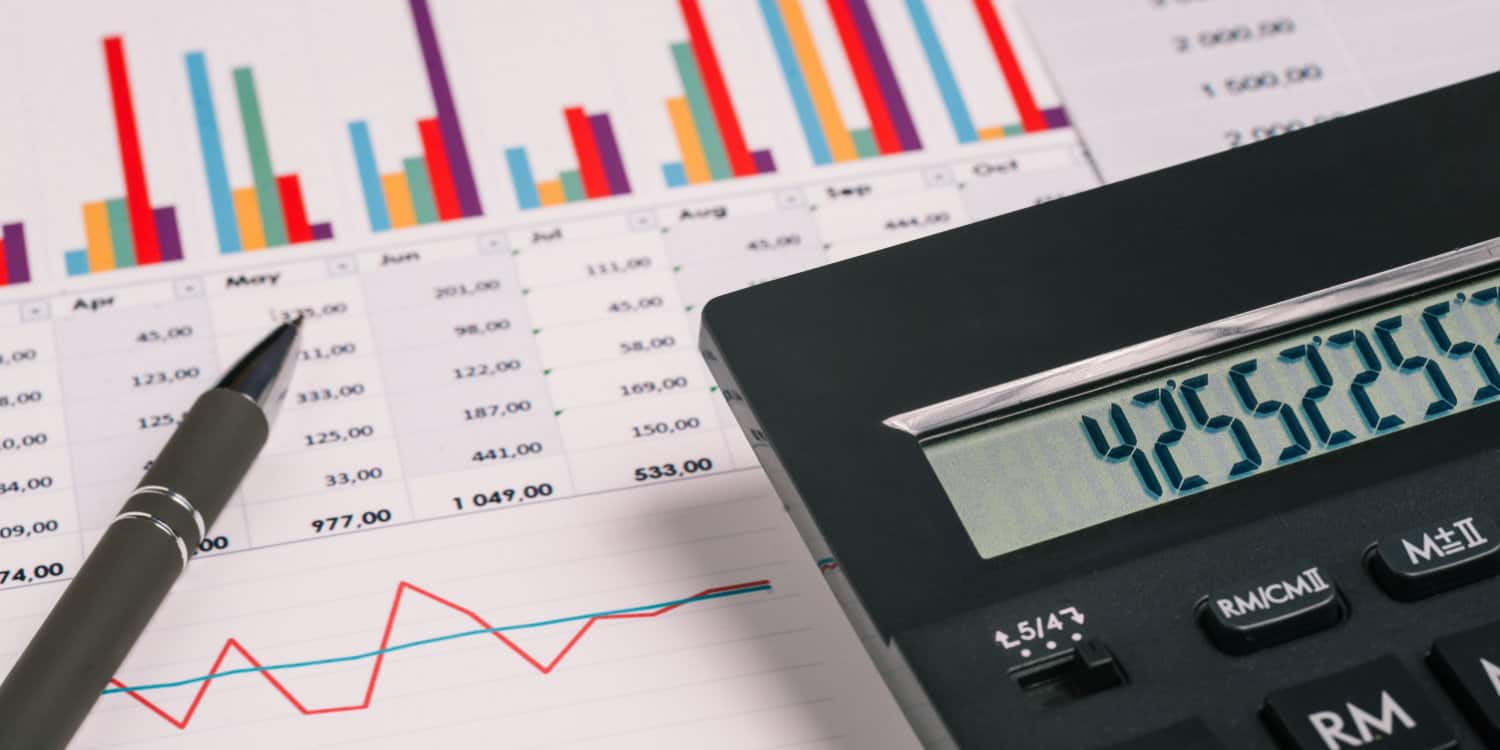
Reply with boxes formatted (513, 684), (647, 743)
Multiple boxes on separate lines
(757, 0), (831, 165)
(504, 147), (541, 210)
(347, 121), (390, 232)
(185, 52), (241, 253)
(904, 0), (977, 144)
(102, 584), (770, 696)
(64, 250), (90, 277)
(661, 162), (688, 188)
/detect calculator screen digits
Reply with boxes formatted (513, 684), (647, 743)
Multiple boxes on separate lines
(924, 270), (1500, 559)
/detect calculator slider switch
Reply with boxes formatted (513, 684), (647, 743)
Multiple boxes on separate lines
(1368, 514), (1500, 601)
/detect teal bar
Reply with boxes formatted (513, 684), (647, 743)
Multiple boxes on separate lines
(560, 170), (584, 202)
(106, 198), (136, 269)
(403, 157), (439, 224)
(670, 42), (730, 180)
(233, 67), (287, 246)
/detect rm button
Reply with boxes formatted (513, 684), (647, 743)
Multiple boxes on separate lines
(1263, 656), (1455, 750)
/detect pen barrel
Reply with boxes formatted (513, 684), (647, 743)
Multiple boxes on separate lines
(0, 522), (182, 749)
(0, 388), (269, 749)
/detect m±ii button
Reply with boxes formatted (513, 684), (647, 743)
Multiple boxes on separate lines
(1368, 514), (1500, 601)
(1198, 565), (1343, 655)
(1430, 619), (1500, 746)
(1264, 655), (1455, 750)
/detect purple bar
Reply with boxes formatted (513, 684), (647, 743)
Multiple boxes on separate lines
(2, 223), (29, 284)
(310, 222), (334, 241)
(846, 0), (921, 152)
(588, 113), (632, 196)
(751, 149), (776, 174)
(1041, 107), (1070, 129)
(408, 0), (482, 218)
(153, 207), (183, 263)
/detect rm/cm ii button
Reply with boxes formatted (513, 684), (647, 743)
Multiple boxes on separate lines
(1199, 566), (1344, 655)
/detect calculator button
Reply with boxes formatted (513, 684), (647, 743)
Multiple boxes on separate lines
(1198, 565), (1343, 655)
(1095, 718), (1221, 749)
(1263, 656), (1455, 750)
(1369, 514), (1500, 601)
(1429, 619), (1500, 746)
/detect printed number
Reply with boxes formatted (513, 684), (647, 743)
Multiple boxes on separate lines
(451, 483), (555, 510)
(0, 562), (64, 585)
(633, 458), (713, 482)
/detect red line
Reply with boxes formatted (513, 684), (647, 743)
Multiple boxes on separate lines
(102, 37), (161, 264)
(971, 0), (1045, 133)
(0, 239), (8, 286)
(417, 118), (462, 220)
(276, 175), (313, 244)
(563, 107), (609, 199)
(825, 0), (900, 154)
(677, 0), (756, 176)
(108, 580), (770, 729)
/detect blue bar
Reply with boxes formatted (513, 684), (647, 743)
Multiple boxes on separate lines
(905, 0), (977, 144)
(662, 162), (687, 188)
(184, 52), (242, 253)
(504, 147), (541, 210)
(757, 0), (831, 165)
(347, 121), (390, 232)
(64, 250), (90, 277)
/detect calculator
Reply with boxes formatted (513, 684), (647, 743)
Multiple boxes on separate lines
(700, 73), (1500, 748)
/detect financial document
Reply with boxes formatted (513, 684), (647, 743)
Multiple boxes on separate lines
(0, 0), (1096, 747)
(1021, 0), (1500, 181)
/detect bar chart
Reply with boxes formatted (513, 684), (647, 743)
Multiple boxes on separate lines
(908, 0), (1069, 143)
(760, 0), (923, 164)
(64, 37), (184, 278)
(186, 52), (334, 253)
(0, 223), (30, 287)
(505, 108), (633, 210)
(347, 0), (482, 232)
(660, 0), (777, 188)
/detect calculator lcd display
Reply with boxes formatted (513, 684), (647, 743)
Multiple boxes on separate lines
(923, 270), (1500, 559)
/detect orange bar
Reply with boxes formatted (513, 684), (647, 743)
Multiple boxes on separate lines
(536, 180), (567, 207)
(666, 97), (712, 184)
(977, 126), (1007, 140)
(233, 187), (267, 250)
(381, 173), (417, 228)
(778, 0), (858, 162)
(82, 201), (116, 271)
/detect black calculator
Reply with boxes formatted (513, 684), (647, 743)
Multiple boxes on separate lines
(700, 73), (1500, 748)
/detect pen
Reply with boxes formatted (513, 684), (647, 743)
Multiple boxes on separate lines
(0, 318), (303, 749)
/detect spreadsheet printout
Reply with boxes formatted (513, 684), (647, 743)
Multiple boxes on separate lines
(1020, 0), (1500, 181)
(0, 0), (1098, 746)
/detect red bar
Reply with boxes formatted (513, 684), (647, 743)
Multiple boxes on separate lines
(276, 175), (313, 244)
(972, 0), (1045, 133)
(825, 0), (900, 154)
(103, 37), (161, 264)
(0, 239), (8, 286)
(678, 0), (756, 176)
(417, 118), (461, 221)
(563, 107), (610, 199)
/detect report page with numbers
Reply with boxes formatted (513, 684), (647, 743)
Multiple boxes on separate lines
(1019, 0), (1500, 181)
(0, 0), (1098, 747)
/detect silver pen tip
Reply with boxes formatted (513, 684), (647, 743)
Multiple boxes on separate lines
(216, 321), (303, 424)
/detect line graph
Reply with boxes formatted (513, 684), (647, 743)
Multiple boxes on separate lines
(104, 579), (772, 729)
